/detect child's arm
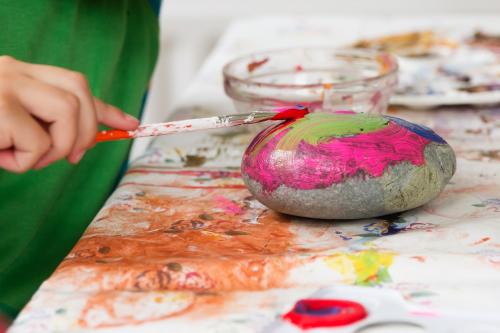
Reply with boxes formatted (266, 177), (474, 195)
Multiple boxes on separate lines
(0, 56), (139, 173)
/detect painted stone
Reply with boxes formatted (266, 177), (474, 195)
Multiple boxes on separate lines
(241, 111), (456, 219)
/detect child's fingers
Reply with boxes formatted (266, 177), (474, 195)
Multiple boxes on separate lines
(94, 98), (139, 130)
(14, 77), (80, 168)
(19, 64), (99, 163)
(0, 102), (51, 173)
(5, 59), (138, 167)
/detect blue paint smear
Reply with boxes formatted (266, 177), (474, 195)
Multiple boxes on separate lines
(384, 116), (447, 144)
(294, 301), (342, 316)
(360, 213), (408, 237)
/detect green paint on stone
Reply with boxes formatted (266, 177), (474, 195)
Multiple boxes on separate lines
(277, 113), (389, 150)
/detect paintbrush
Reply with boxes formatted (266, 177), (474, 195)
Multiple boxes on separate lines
(95, 108), (308, 142)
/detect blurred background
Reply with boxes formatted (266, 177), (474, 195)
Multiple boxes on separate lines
(133, 0), (500, 158)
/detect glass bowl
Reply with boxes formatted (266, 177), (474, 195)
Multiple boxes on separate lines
(223, 48), (398, 114)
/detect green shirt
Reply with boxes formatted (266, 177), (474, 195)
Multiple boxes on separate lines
(0, 1), (159, 316)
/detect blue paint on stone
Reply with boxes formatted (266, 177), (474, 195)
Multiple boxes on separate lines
(384, 116), (447, 144)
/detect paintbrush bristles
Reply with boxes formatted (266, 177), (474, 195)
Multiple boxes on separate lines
(220, 112), (278, 126)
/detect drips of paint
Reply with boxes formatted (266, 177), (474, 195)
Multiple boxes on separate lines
(95, 129), (132, 142)
(243, 112), (431, 192)
(247, 58), (269, 72)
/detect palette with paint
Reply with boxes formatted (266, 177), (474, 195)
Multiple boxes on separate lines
(265, 286), (500, 332)
(242, 111), (456, 220)
(223, 48), (398, 115)
(352, 30), (500, 108)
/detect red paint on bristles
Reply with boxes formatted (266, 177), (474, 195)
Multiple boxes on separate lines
(95, 129), (132, 142)
(271, 107), (309, 121)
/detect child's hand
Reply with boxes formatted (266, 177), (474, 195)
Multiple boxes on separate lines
(0, 56), (139, 173)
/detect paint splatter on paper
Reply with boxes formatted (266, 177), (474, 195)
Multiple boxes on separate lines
(10, 101), (500, 333)
(324, 250), (394, 286)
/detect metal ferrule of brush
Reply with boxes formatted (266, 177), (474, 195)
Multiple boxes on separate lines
(219, 111), (278, 126)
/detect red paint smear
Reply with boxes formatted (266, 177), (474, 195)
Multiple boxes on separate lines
(271, 108), (310, 121)
(473, 237), (491, 245)
(214, 195), (244, 215)
(247, 58), (269, 72)
(243, 121), (431, 192)
(295, 64), (304, 71)
(283, 299), (367, 329)
(96, 130), (132, 142)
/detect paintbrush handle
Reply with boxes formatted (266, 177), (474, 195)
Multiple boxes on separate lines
(95, 111), (277, 142)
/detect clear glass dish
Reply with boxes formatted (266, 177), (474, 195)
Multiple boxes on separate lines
(223, 48), (398, 114)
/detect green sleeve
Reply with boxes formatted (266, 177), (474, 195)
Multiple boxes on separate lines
(0, 0), (159, 315)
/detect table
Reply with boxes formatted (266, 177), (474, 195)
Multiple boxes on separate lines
(10, 16), (500, 333)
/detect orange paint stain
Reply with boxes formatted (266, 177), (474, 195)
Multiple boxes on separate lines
(322, 82), (333, 90)
(56, 180), (306, 293)
(78, 290), (195, 328)
(48, 167), (349, 328)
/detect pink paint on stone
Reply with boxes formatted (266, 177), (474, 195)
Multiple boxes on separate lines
(242, 122), (430, 193)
